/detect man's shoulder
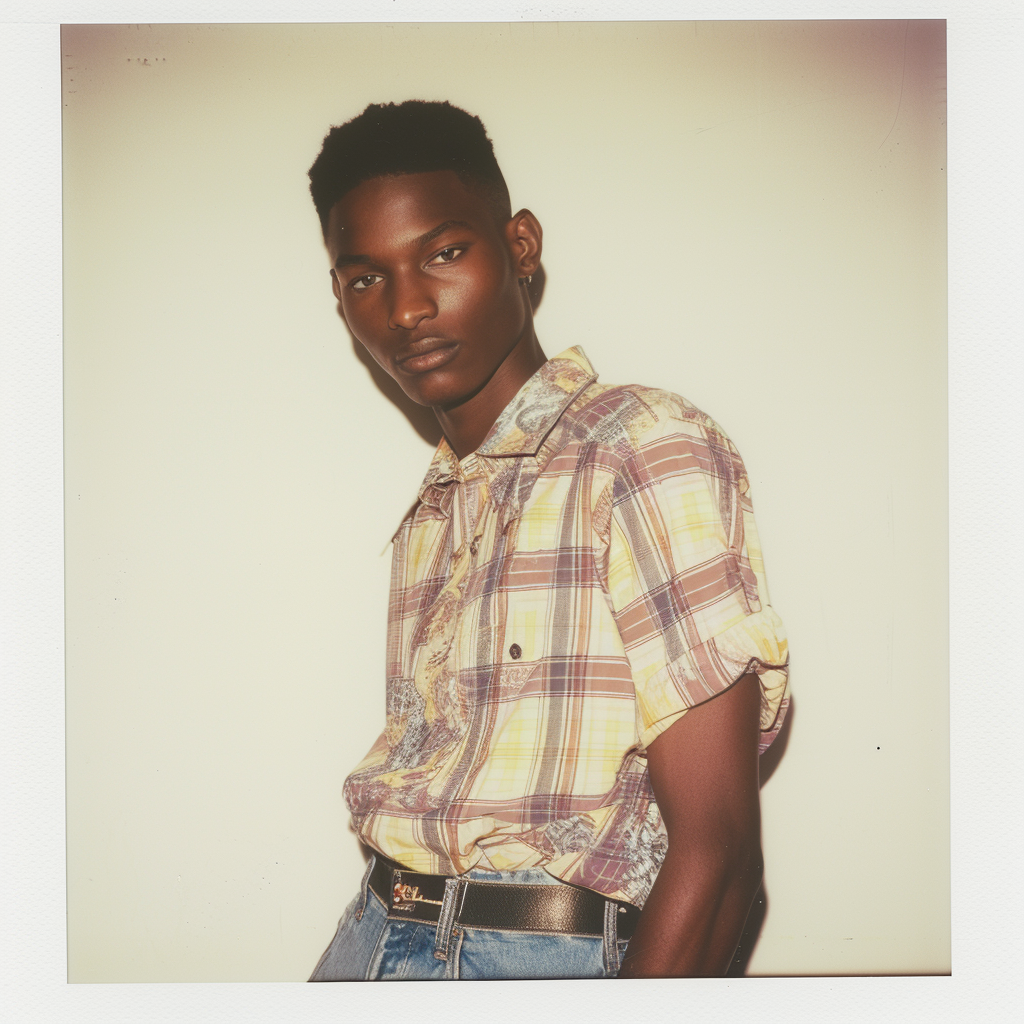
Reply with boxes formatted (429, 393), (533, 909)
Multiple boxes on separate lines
(563, 380), (733, 456)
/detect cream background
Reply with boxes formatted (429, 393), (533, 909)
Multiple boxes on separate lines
(62, 20), (947, 981)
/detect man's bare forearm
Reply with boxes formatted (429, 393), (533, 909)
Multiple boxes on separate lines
(617, 838), (763, 977)
(617, 673), (764, 978)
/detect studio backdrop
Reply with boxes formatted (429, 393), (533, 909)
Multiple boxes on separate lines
(62, 20), (948, 981)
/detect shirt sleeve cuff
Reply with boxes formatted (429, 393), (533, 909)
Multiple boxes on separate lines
(637, 605), (790, 752)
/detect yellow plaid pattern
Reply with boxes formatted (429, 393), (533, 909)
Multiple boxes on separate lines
(343, 348), (788, 906)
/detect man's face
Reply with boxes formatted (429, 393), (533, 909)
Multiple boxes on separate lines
(325, 170), (534, 410)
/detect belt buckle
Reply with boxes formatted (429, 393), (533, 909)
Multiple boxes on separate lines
(391, 871), (443, 912)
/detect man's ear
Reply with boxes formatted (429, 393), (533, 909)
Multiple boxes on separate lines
(330, 268), (343, 304)
(506, 209), (543, 278)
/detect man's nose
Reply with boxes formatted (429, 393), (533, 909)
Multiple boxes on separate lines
(388, 273), (437, 331)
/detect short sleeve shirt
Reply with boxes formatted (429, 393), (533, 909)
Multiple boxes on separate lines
(344, 347), (789, 907)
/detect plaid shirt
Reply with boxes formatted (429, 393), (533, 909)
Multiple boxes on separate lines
(344, 348), (788, 907)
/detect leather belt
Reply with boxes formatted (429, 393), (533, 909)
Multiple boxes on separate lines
(368, 855), (640, 940)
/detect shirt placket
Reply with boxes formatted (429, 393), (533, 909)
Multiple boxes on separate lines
(440, 461), (489, 700)
(455, 457), (489, 561)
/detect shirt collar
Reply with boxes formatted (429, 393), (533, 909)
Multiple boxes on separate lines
(476, 346), (598, 458)
(414, 346), (599, 519)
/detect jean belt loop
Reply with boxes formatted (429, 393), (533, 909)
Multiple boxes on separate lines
(433, 877), (463, 961)
(355, 856), (374, 922)
(602, 899), (619, 976)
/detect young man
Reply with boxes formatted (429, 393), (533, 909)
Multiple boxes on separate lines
(306, 101), (789, 981)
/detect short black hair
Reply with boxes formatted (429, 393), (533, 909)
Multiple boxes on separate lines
(308, 100), (512, 235)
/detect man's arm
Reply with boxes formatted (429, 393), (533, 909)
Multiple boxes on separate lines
(617, 672), (763, 978)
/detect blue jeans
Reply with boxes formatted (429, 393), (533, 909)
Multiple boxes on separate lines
(309, 858), (629, 981)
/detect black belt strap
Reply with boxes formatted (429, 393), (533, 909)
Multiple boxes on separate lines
(368, 855), (640, 940)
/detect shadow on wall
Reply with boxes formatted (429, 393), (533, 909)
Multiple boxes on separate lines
(759, 693), (794, 789)
(336, 263), (548, 449)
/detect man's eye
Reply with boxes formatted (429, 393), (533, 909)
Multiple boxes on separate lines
(429, 247), (464, 265)
(350, 274), (382, 291)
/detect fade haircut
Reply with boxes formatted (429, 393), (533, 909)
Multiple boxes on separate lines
(308, 100), (512, 236)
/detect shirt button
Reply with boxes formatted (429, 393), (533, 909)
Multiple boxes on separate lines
(509, 643), (522, 660)
(470, 538), (479, 555)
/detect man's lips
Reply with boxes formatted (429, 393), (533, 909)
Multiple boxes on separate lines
(394, 338), (459, 374)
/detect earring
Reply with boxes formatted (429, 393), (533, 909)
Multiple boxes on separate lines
(521, 275), (533, 286)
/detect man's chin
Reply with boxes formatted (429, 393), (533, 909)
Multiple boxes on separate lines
(408, 371), (493, 414)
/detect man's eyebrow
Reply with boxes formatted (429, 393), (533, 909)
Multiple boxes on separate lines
(333, 252), (373, 270)
(333, 220), (474, 271)
(415, 219), (473, 248)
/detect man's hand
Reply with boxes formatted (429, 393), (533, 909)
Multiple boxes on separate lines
(617, 672), (763, 978)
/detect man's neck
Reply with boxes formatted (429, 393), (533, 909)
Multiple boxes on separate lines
(434, 334), (547, 460)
